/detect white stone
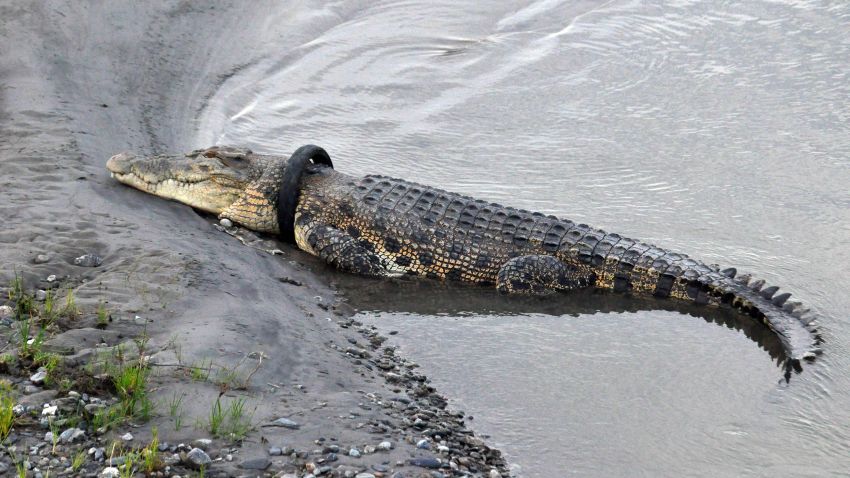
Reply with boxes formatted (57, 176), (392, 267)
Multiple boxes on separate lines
(121, 432), (134, 441)
(99, 467), (120, 478)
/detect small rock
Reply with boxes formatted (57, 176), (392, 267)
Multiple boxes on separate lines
(99, 467), (120, 478)
(489, 470), (502, 478)
(355, 473), (376, 478)
(225, 454), (233, 462)
(30, 370), (47, 384)
(268, 447), (282, 456)
(94, 448), (105, 461)
(377, 441), (393, 451)
(437, 445), (450, 453)
(35, 290), (47, 301)
(192, 438), (212, 450)
(74, 253), (103, 267)
(59, 428), (85, 443)
(267, 417), (300, 429)
(408, 457), (442, 469)
(85, 403), (106, 414)
(46, 274), (57, 282)
(363, 445), (376, 454)
(44, 431), (54, 442)
(121, 432), (134, 441)
(41, 405), (58, 417)
(348, 448), (361, 458)
(184, 448), (211, 469)
(23, 385), (42, 394)
(417, 439), (431, 449)
(372, 464), (389, 472)
(219, 218), (233, 228)
(34, 254), (50, 264)
(239, 457), (270, 470)
(0, 305), (12, 319)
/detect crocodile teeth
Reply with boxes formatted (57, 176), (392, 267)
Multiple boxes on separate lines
(760, 285), (779, 299)
(772, 292), (791, 307)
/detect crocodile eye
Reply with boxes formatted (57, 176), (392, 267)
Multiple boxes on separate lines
(218, 156), (247, 169)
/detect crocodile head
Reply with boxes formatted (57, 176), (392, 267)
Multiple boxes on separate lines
(106, 148), (268, 215)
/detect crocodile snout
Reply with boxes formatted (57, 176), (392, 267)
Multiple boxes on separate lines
(106, 152), (134, 175)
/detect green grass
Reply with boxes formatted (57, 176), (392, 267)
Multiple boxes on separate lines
(190, 358), (212, 381)
(16, 318), (46, 360)
(61, 287), (79, 319)
(42, 289), (56, 324)
(113, 364), (152, 420)
(141, 427), (162, 474)
(168, 391), (185, 431)
(71, 449), (86, 472)
(0, 381), (15, 442)
(34, 352), (61, 387)
(10, 275), (35, 321)
(13, 457), (27, 478)
(96, 300), (109, 328)
(208, 395), (253, 440)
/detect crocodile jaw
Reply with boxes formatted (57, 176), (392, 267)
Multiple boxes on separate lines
(107, 152), (250, 214)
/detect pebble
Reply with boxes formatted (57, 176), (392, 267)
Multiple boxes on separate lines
(417, 439), (431, 449)
(377, 441), (393, 451)
(85, 403), (106, 414)
(35, 290), (47, 301)
(0, 305), (11, 319)
(74, 253), (103, 267)
(59, 428), (85, 443)
(121, 432), (133, 441)
(267, 417), (300, 429)
(29, 370), (47, 384)
(348, 448), (361, 458)
(184, 448), (211, 469)
(46, 274), (56, 282)
(408, 457), (442, 469)
(239, 457), (270, 470)
(489, 470), (502, 478)
(34, 254), (50, 264)
(44, 432), (54, 442)
(41, 405), (58, 416)
(363, 445), (376, 454)
(219, 218), (233, 228)
(23, 385), (41, 394)
(99, 467), (120, 478)
(268, 446), (282, 456)
(192, 438), (212, 450)
(355, 474), (376, 478)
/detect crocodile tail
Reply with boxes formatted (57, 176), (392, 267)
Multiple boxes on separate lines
(705, 267), (821, 370)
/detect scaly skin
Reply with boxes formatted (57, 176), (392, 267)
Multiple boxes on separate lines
(107, 146), (821, 366)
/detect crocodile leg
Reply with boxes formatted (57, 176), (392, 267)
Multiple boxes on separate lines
(496, 255), (596, 295)
(303, 224), (386, 276)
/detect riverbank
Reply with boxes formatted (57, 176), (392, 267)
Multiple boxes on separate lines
(0, 2), (508, 476)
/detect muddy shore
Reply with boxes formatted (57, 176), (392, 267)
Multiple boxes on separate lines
(0, 2), (508, 477)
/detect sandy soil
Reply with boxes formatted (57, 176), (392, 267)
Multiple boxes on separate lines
(0, 2), (507, 477)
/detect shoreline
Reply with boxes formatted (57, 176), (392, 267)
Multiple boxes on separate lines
(0, 2), (509, 477)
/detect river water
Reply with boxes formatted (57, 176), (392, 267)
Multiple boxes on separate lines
(197, 1), (850, 476)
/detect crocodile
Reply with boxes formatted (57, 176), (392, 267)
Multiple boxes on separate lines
(106, 145), (821, 369)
